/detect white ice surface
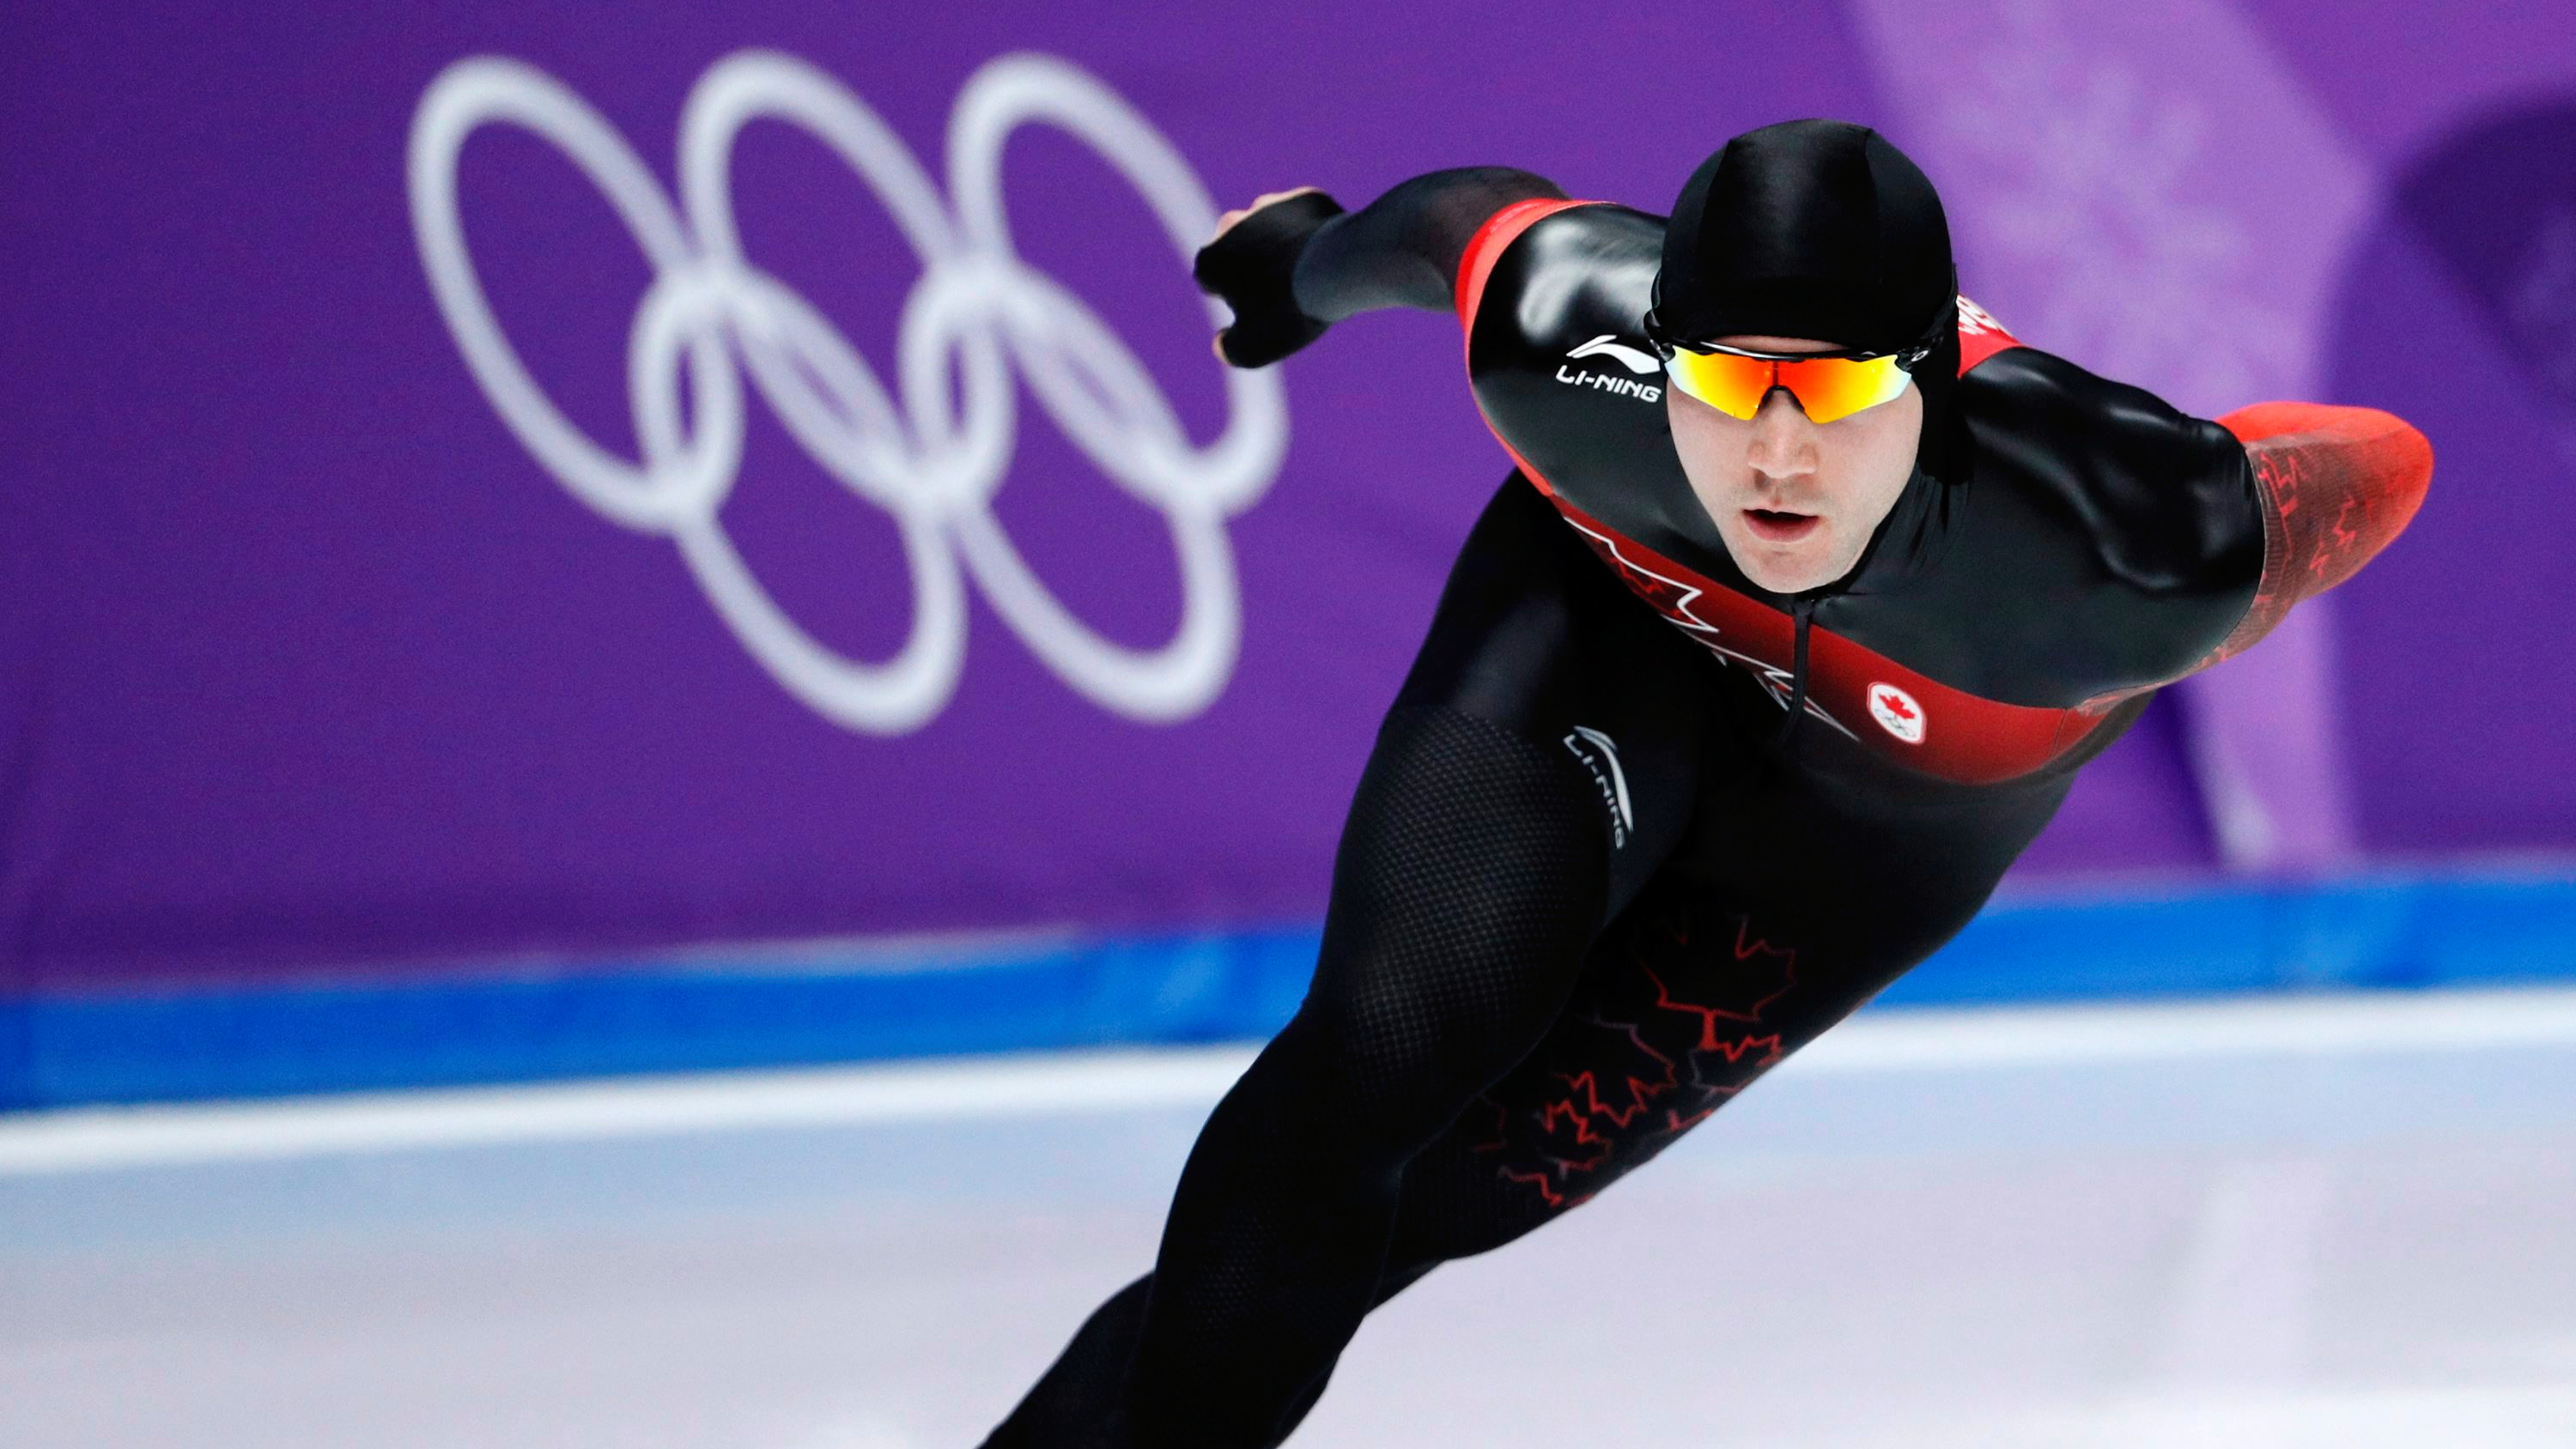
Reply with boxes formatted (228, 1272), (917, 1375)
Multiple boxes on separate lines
(4, 989), (2574, 1448)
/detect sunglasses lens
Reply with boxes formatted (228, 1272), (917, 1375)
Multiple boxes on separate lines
(1663, 349), (1913, 423)
(1662, 349), (1774, 419)
(1774, 354), (1911, 423)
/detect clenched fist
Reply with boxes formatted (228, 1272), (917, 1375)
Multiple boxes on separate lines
(1193, 186), (1345, 367)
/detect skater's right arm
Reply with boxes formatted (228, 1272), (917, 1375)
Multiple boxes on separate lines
(1194, 167), (1564, 367)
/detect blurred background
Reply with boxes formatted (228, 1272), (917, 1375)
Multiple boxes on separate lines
(4, 1), (2573, 1445)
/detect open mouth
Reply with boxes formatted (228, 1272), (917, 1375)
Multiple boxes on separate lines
(1741, 508), (1821, 543)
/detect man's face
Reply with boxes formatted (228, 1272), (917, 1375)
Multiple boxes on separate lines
(1665, 335), (1923, 594)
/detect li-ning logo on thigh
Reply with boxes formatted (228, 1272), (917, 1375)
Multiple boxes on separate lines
(407, 51), (1286, 733)
(1562, 725), (1633, 848)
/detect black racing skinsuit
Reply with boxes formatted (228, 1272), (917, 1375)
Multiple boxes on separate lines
(982, 169), (2429, 1449)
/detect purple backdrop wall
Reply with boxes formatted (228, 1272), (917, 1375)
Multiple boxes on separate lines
(3, 0), (2569, 993)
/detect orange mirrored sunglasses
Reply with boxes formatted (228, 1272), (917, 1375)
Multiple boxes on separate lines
(1658, 343), (1917, 424)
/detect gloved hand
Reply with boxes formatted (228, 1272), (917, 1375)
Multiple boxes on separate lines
(1193, 188), (1346, 367)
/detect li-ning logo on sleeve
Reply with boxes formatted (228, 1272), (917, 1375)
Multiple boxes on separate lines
(1557, 335), (1663, 402)
(1562, 725), (1633, 847)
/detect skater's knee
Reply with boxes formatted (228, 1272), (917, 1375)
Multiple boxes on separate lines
(1252, 999), (1518, 1156)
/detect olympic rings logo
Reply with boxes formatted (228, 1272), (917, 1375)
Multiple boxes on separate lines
(407, 51), (1285, 732)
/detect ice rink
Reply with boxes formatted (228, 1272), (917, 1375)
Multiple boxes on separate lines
(7, 988), (2576, 1449)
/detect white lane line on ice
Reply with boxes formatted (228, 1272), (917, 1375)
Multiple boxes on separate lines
(0, 1045), (1262, 1176)
(5, 986), (2576, 1176)
(1798, 985), (2576, 1070)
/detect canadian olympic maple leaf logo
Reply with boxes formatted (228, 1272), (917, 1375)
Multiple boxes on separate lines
(1866, 682), (1927, 744)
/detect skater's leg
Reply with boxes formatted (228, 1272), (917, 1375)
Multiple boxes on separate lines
(985, 1275), (1154, 1448)
(1378, 755), (2084, 1276)
(983, 704), (1609, 1449)
(981, 477), (1714, 1449)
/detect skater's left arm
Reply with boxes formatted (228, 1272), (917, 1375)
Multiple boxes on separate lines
(2185, 402), (2434, 669)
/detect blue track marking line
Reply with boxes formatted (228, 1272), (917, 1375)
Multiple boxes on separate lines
(5, 985), (2574, 1176)
(3, 868), (2569, 1111)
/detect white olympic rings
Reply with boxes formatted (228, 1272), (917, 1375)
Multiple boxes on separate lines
(407, 50), (1286, 731)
